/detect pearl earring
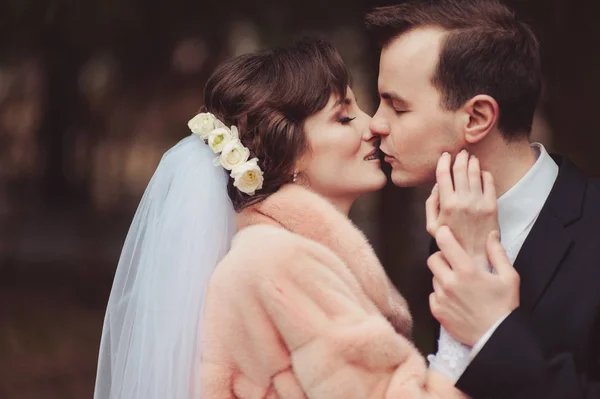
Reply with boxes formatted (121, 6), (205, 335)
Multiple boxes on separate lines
(292, 171), (298, 183)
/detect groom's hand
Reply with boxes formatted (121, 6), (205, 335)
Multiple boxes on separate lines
(428, 226), (520, 346)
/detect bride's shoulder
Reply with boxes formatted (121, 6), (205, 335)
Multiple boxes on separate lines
(218, 225), (341, 276)
(210, 226), (316, 289)
(228, 225), (315, 262)
(232, 224), (294, 247)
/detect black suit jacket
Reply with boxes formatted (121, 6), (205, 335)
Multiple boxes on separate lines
(432, 155), (600, 398)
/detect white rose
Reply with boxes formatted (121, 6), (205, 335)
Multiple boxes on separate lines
(230, 125), (239, 139)
(188, 112), (216, 139)
(231, 158), (264, 195)
(187, 112), (225, 140)
(207, 127), (233, 153)
(218, 139), (250, 170)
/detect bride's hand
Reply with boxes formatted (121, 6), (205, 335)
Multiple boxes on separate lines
(426, 150), (498, 266)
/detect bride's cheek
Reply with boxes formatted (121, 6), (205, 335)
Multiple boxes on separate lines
(351, 131), (363, 156)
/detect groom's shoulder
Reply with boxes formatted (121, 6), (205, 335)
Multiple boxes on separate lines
(553, 154), (600, 191)
(552, 154), (600, 224)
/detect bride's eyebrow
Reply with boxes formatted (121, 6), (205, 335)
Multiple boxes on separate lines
(332, 96), (352, 109)
(328, 96), (351, 114)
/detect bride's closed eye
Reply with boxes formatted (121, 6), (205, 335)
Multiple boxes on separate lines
(339, 116), (356, 124)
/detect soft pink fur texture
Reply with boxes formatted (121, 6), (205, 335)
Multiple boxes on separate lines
(200, 185), (467, 398)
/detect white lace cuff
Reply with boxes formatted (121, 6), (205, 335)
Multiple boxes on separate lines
(427, 326), (472, 383)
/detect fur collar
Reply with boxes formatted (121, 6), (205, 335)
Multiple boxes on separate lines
(237, 184), (394, 315)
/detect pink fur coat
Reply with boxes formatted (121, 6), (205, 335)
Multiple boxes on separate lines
(200, 185), (466, 398)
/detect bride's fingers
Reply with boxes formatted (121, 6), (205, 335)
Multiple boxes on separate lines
(432, 277), (446, 299)
(482, 171), (497, 203)
(452, 150), (470, 193)
(429, 292), (441, 320)
(468, 155), (482, 193)
(436, 152), (454, 206)
(426, 184), (440, 237)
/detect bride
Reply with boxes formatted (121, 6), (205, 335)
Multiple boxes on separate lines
(94, 38), (495, 398)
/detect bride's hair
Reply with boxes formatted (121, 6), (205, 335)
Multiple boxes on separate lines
(203, 37), (349, 211)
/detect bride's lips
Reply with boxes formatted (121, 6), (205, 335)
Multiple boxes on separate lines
(363, 147), (379, 161)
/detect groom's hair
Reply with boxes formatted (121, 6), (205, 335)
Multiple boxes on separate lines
(366, 0), (541, 139)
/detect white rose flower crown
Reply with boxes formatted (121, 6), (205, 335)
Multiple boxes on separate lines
(188, 112), (264, 196)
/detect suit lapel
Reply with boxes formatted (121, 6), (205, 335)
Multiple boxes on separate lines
(512, 155), (585, 315)
(512, 214), (572, 314)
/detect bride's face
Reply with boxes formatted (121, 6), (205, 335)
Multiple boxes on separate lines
(297, 87), (386, 201)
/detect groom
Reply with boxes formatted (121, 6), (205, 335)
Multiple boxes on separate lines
(366, 0), (600, 398)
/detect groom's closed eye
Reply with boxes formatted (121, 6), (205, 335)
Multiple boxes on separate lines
(380, 91), (410, 113)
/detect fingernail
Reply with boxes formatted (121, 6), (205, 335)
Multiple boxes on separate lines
(492, 230), (500, 240)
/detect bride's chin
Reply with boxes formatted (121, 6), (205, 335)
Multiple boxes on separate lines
(361, 171), (388, 193)
(373, 169), (388, 189)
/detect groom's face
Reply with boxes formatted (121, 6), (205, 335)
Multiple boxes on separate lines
(371, 27), (464, 187)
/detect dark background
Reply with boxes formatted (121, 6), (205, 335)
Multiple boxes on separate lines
(1, 0), (599, 397)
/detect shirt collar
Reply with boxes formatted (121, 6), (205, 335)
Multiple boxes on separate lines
(497, 143), (559, 246)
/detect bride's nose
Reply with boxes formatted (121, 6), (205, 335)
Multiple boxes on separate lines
(354, 108), (371, 137)
(358, 112), (374, 141)
(362, 124), (376, 141)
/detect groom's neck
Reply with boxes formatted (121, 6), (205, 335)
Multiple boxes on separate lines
(476, 137), (537, 198)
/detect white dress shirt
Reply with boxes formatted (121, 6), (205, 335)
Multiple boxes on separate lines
(429, 143), (559, 380)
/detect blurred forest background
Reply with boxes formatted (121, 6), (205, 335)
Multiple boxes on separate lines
(1, 0), (600, 397)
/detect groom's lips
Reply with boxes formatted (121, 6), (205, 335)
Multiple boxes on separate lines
(380, 149), (395, 163)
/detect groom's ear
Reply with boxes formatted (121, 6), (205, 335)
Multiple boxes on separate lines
(460, 95), (499, 144)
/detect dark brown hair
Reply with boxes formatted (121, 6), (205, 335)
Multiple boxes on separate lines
(366, 0), (542, 139)
(203, 38), (349, 211)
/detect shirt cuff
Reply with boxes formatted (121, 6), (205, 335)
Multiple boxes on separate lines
(469, 312), (511, 361)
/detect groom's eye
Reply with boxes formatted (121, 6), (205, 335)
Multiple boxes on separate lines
(394, 109), (407, 115)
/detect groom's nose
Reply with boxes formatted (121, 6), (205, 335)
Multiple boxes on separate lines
(369, 114), (390, 137)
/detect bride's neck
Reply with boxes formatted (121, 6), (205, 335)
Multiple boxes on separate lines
(324, 195), (354, 216)
(300, 185), (355, 216)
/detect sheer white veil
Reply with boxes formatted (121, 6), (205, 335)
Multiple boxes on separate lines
(94, 134), (236, 399)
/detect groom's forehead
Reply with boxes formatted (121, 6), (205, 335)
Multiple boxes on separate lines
(378, 28), (444, 86)
(380, 28), (444, 69)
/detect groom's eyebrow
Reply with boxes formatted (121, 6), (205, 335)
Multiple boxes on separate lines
(380, 91), (408, 106)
